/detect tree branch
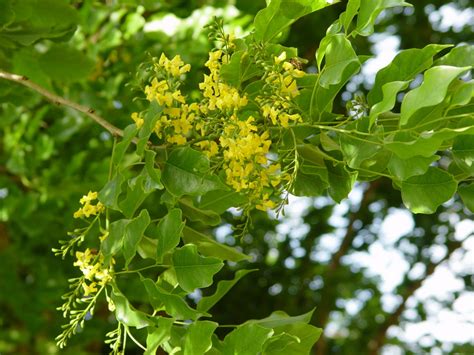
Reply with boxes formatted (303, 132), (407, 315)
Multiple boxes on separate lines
(0, 70), (128, 140)
(314, 180), (380, 354)
(368, 239), (463, 354)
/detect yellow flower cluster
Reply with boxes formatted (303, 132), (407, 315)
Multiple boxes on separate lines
(136, 48), (308, 211)
(258, 52), (304, 128)
(199, 50), (248, 112)
(142, 54), (199, 145)
(220, 116), (281, 210)
(73, 191), (105, 219)
(74, 248), (113, 296)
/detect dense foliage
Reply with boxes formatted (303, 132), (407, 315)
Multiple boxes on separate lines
(0, 0), (472, 354)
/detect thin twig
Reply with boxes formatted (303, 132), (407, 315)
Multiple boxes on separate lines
(0, 70), (127, 140)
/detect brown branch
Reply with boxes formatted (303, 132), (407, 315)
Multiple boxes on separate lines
(315, 180), (380, 354)
(0, 70), (129, 140)
(368, 239), (463, 354)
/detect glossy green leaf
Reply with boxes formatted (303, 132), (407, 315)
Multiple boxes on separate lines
(112, 124), (139, 169)
(435, 44), (474, 68)
(199, 190), (247, 214)
(253, 0), (335, 43)
(182, 226), (250, 262)
(459, 183), (474, 213)
(292, 163), (329, 197)
(355, 0), (411, 36)
(141, 277), (205, 320)
(101, 219), (128, 263)
(339, 132), (382, 169)
(172, 244), (224, 293)
(401, 167), (457, 214)
(144, 317), (174, 355)
(449, 80), (474, 109)
(179, 198), (221, 226)
(183, 321), (218, 355)
(222, 323), (274, 355)
(98, 173), (124, 211)
(137, 101), (162, 156)
(369, 81), (409, 127)
(144, 149), (163, 189)
(387, 154), (439, 181)
(368, 44), (451, 105)
(325, 161), (358, 202)
(162, 147), (227, 197)
(110, 287), (151, 328)
(340, 0), (360, 34)
(317, 34), (359, 88)
(310, 59), (360, 119)
(197, 269), (257, 313)
(119, 174), (149, 218)
(400, 65), (470, 127)
(156, 208), (184, 263)
(244, 309), (314, 328)
(123, 209), (150, 267)
(263, 323), (323, 354)
(452, 135), (474, 173)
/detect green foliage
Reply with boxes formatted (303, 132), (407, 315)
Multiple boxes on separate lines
(0, 0), (472, 353)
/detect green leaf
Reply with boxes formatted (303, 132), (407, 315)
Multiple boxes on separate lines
(253, 0), (336, 43)
(123, 210), (150, 267)
(144, 149), (163, 189)
(369, 81), (409, 127)
(110, 287), (151, 328)
(325, 161), (357, 202)
(317, 34), (359, 88)
(309, 58), (361, 119)
(144, 317), (174, 355)
(119, 174), (149, 218)
(198, 190), (247, 214)
(113, 124), (139, 169)
(435, 44), (474, 68)
(355, 0), (411, 36)
(222, 323), (274, 355)
(263, 323), (323, 354)
(339, 0), (360, 34)
(137, 101), (162, 156)
(368, 44), (451, 106)
(339, 131), (382, 169)
(386, 120), (474, 159)
(183, 321), (218, 355)
(156, 208), (184, 263)
(387, 154), (439, 181)
(197, 269), (256, 313)
(292, 164), (329, 197)
(39, 44), (94, 83)
(400, 65), (470, 127)
(179, 198), (221, 226)
(1, 0), (78, 46)
(459, 183), (474, 213)
(98, 173), (124, 211)
(162, 147), (227, 197)
(182, 226), (250, 262)
(172, 244), (224, 293)
(101, 219), (128, 263)
(244, 309), (314, 328)
(452, 135), (474, 174)
(400, 167), (457, 214)
(141, 277), (205, 320)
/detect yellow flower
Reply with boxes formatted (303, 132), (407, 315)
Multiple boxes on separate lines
(82, 281), (98, 296)
(131, 112), (144, 128)
(79, 191), (98, 205)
